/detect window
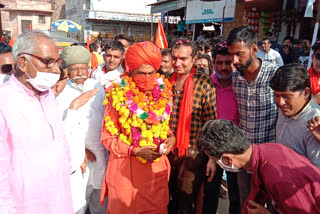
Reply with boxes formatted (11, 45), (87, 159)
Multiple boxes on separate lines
(39, 15), (46, 24)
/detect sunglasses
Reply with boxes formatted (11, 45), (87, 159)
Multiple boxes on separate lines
(1, 64), (14, 73)
(315, 53), (320, 60)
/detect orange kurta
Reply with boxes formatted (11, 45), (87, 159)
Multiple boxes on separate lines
(100, 100), (171, 214)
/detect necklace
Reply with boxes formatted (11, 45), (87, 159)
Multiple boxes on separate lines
(103, 74), (173, 163)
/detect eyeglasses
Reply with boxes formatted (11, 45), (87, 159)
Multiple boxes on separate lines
(19, 53), (63, 69)
(1, 64), (14, 73)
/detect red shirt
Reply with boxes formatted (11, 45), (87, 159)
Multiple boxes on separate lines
(243, 143), (320, 214)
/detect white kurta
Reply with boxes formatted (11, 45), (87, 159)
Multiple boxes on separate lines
(90, 62), (124, 89)
(57, 78), (108, 212)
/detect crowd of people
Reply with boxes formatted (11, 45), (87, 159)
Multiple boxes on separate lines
(1, 25), (320, 214)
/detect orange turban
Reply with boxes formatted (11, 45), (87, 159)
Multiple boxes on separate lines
(126, 41), (161, 72)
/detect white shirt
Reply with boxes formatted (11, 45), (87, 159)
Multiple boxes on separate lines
(57, 78), (107, 189)
(90, 62), (124, 89)
(256, 49), (284, 66)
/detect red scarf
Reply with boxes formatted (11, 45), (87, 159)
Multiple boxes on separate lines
(169, 68), (195, 156)
(308, 66), (320, 95)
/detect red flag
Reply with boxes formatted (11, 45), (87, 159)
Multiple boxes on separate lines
(8, 37), (14, 47)
(86, 36), (91, 51)
(155, 19), (168, 49)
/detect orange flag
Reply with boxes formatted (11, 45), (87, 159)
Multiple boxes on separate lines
(155, 19), (168, 49)
(86, 36), (91, 51)
(8, 37), (14, 47)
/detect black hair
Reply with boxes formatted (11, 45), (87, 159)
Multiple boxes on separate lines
(262, 37), (271, 43)
(0, 46), (12, 54)
(302, 38), (312, 44)
(89, 43), (97, 52)
(270, 63), (310, 93)
(312, 41), (320, 53)
(197, 119), (251, 158)
(114, 34), (134, 46)
(196, 53), (214, 75)
(212, 41), (229, 60)
(283, 36), (293, 43)
(204, 42), (211, 51)
(104, 41), (125, 55)
(161, 48), (172, 57)
(172, 38), (197, 57)
(227, 26), (257, 47)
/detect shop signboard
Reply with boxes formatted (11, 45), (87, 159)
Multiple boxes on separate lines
(151, 0), (186, 14)
(85, 10), (160, 23)
(90, 0), (154, 14)
(186, 0), (236, 24)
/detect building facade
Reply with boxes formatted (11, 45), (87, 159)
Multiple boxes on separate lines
(0, 0), (55, 39)
(66, 0), (163, 43)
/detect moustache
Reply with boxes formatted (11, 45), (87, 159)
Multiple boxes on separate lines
(72, 75), (87, 80)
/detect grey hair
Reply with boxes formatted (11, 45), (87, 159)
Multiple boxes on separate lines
(12, 31), (53, 63)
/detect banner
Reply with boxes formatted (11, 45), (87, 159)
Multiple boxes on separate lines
(186, 0), (236, 24)
(304, 0), (315, 17)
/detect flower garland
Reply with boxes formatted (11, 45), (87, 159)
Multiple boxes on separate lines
(103, 73), (173, 163)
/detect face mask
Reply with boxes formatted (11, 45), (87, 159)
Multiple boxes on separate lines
(216, 157), (240, 173)
(0, 74), (11, 84)
(215, 69), (236, 80)
(25, 58), (60, 92)
(133, 73), (157, 92)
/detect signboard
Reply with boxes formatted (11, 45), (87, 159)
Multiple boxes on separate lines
(151, 0), (186, 14)
(85, 10), (160, 23)
(186, 0), (236, 24)
(90, 0), (154, 14)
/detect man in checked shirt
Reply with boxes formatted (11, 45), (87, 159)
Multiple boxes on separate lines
(227, 26), (279, 209)
(168, 38), (217, 214)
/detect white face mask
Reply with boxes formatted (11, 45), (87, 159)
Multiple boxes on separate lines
(25, 58), (60, 92)
(0, 74), (11, 84)
(216, 157), (240, 173)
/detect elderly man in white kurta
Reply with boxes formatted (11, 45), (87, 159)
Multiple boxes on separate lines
(57, 45), (108, 214)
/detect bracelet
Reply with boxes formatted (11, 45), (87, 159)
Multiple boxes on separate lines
(128, 146), (135, 156)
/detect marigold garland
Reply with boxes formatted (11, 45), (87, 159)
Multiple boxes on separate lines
(103, 73), (173, 163)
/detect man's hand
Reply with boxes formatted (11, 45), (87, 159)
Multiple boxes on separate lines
(69, 88), (99, 110)
(52, 79), (68, 97)
(206, 158), (216, 182)
(307, 116), (320, 141)
(162, 136), (176, 155)
(134, 146), (161, 161)
(247, 200), (271, 214)
(80, 160), (87, 173)
(85, 148), (96, 162)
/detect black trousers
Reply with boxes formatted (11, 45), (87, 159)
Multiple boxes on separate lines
(202, 165), (241, 214)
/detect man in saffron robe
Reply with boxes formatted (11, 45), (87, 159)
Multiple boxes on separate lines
(197, 119), (320, 214)
(100, 41), (175, 213)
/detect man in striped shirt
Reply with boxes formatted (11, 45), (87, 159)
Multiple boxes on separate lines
(227, 26), (279, 209)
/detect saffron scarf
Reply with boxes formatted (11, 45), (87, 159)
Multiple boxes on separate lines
(308, 66), (320, 96)
(170, 68), (195, 156)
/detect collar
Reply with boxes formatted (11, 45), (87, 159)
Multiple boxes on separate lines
(67, 79), (87, 92)
(291, 99), (312, 120)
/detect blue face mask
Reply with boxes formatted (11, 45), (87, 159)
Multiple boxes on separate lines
(215, 69), (236, 80)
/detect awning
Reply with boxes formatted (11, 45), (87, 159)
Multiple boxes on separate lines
(148, 0), (186, 14)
